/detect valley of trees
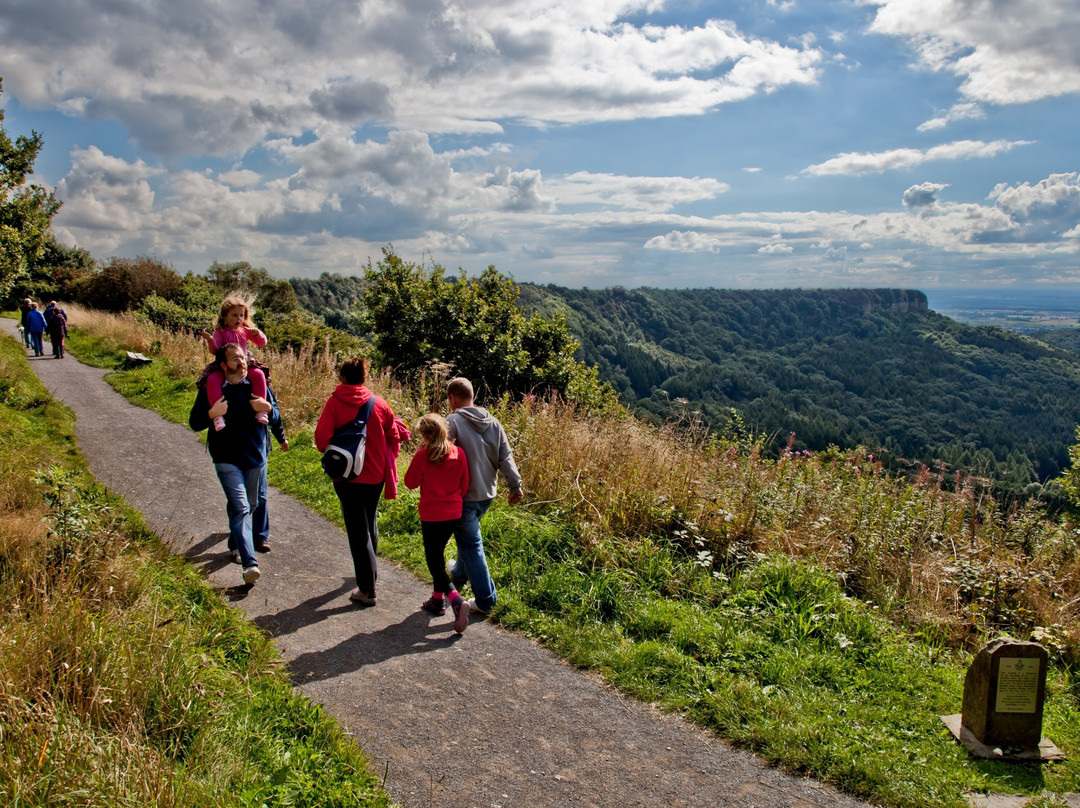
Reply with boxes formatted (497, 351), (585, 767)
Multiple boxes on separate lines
(519, 284), (1080, 496)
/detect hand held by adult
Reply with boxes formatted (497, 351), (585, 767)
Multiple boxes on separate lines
(208, 396), (228, 419)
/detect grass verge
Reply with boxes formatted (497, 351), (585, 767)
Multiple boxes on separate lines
(61, 321), (1080, 807)
(0, 327), (391, 807)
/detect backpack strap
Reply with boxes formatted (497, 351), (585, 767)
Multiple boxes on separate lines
(354, 397), (376, 430)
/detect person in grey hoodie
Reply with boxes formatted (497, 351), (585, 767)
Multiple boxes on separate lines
(445, 376), (523, 615)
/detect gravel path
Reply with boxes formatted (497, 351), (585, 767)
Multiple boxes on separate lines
(7, 318), (875, 808)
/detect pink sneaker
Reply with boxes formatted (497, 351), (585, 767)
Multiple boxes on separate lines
(213, 415), (226, 431)
(256, 411), (269, 425)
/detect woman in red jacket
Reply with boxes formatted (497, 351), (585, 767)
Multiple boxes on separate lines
(315, 357), (398, 606)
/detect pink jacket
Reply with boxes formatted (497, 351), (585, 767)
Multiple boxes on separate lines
(212, 326), (267, 352)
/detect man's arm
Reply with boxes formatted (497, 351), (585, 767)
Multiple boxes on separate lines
(496, 422), (523, 502)
(188, 387), (217, 432)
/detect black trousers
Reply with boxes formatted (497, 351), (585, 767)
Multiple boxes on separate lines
(421, 519), (459, 596)
(332, 480), (383, 595)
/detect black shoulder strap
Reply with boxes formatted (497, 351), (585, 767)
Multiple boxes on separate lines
(354, 397), (376, 429)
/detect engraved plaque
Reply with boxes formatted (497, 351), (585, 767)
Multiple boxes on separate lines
(960, 638), (1047, 748)
(995, 657), (1040, 714)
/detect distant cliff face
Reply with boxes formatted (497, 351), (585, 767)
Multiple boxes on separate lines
(832, 289), (929, 315)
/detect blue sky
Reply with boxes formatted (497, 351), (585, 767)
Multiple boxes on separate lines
(1, 0), (1078, 290)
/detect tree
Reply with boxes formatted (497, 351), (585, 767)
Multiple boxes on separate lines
(206, 261), (298, 318)
(0, 78), (62, 300)
(72, 255), (182, 312)
(360, 247), (616, 408)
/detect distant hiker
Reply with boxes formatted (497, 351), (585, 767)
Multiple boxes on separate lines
(445, 377), (523, 616)
(200, 294), (270, 432)
(188, 343), (273, 587)
(19, 299), (32, 347)
(25, 302), (46, 357)
(45, 303), (68, 359)
(314, 357), (403, 607)
(404, 413), (472, 633)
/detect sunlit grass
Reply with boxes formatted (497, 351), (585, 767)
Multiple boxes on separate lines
(56, 307), (1080, 807)
(0, 324), (391, 807)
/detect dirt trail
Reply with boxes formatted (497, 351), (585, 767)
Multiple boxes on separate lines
(7, 318), (875, 808)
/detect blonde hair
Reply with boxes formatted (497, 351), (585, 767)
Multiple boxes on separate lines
(417, 413), (453, 464)
(215, 292), (256, 332)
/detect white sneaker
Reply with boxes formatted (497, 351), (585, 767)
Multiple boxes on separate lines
(467, 598), (490, 616)
(445, 558), (456, 578)
(242, 565), (260, 585)
(229, 550), (241, 564)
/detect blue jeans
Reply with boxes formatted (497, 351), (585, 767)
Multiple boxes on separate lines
(29, 332), (43, 355)
(450, 499), (496, 611)
(214, 462), (264, 570)
(252, 465), (269, 546)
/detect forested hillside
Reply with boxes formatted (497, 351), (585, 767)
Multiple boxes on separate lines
(518, 285), (1080, 493)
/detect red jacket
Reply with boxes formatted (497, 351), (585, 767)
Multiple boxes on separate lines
(315, 384), (396, 486)
(403, 445), (469, 522)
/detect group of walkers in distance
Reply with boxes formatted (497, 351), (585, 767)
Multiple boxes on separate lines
(187, 293), (522, 635)
(19, 298), (68, 358)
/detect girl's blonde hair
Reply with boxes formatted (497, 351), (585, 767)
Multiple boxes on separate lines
(417, 413), (453, 464)
(215, 292), (256, 331)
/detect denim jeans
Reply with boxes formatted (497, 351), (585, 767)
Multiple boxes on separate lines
(450, 499), (496, 611)
(252, 465), (269, 545)
(29, 332), (43, 355)
(215, 462), (264, 570)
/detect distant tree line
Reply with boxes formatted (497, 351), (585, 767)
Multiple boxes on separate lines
(518, 284), (1080, 496)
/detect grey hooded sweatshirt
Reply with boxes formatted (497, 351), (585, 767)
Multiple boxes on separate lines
(446, 405), (522, 502)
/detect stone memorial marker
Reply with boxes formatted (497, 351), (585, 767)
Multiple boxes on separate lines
(941, 638), (1064, 761)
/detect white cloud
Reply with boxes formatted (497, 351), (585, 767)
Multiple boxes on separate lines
(866, 0), (1080, 105)
(0, 0), (824, 157)
(902, 181), (948, 210)
(548, 172), (728, 212)
(917, 101), (985, 132)
(804, 139), (1031, 176)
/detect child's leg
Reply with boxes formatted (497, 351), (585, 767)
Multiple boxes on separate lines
(206, 370), (225, 408)
(246, 367), (269, 423)
(247, 367), (267, 400)
(422, 520), (458, 597)
(206, 370), (227, 430)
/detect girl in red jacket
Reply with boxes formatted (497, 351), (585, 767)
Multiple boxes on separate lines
(404, 413), (471, 633)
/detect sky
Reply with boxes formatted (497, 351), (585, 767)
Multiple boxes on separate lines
(1, 0), (1078, 291)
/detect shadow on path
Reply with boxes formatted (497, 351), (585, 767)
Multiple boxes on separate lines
(287, 610), (461, 685)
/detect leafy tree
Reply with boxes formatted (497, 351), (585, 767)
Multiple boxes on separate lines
(139, 272), (222, 332)
(72, 255), (182, 312)
(360, 248), (615, 408)
(206, 260), (298, 318)
(3, 234), (94, 307)
(0, 78), (62, 300)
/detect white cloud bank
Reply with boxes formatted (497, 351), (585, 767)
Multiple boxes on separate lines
(866, 0), (1080, 104)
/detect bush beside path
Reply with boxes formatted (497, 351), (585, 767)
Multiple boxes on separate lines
(3, 318), (874, 808)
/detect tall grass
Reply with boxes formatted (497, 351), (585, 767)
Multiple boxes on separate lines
(0, 325), (390, 807)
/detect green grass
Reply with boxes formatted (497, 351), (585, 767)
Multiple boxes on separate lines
(60, 324), (1080, 807)
(0, 326), (392, 807)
